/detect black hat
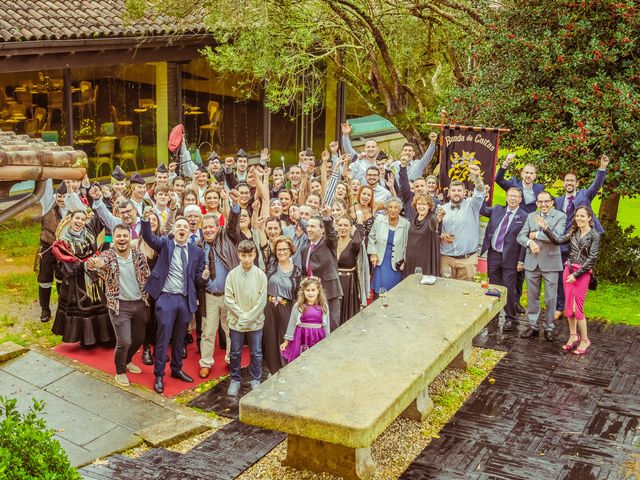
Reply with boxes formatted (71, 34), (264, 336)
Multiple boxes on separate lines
(111, 165), (126, 181)
(196, 164), (208, 174)
(208, 151), (220, 162)
(377, 151), (388, 161)
(304, 148), (314, 157)
(130, 172), (145, 185)
(236, 148), (248, 159)
(55, 182), (67, 195)
(156, 163), (168, 173)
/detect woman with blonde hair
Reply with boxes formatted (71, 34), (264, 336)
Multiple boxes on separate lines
(405, 193), (443, 276)
(280, 276), (330, 362)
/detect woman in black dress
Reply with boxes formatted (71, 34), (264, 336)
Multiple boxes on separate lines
(405, 193), (443, 277)
(263, 236), (302, 374)
(52, 209), (113, 347)
(336, 215), (366, 325)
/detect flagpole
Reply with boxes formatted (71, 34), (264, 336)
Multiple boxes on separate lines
(427, 123), (511, 133)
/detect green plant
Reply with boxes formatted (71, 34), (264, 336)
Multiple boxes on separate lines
(596, 222), (640, 283)
(0, 396), (80, 479)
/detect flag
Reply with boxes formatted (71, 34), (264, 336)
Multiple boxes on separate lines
(438, 126), (501, 205)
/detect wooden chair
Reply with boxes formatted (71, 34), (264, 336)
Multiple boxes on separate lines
(15, 91), (34, 116)
(95, 138), (115, 176)
(110, 105), (133, 134)
(47, 91), (64, 124)
(24, 118), (40, 137)
(34, 107), (47, 130)
(72, 84), (97, 119)
(198, 102), (223, 145)
(116, 135), (139, 172)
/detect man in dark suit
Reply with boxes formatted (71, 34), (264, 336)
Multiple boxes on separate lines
(141, 210), (206, 394)
(301, 207), (343, 331)
(480, 187), (527, 331)
(517, 191), (567, 341)
(494, 153), (546, 313)
(553, 154), (609, 320)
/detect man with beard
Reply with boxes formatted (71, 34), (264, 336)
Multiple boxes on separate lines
(389, 133), (439, 181)
(86, 224), (150, 387)
(439, 163), (485, 281)
(552, 154), (608, 321)
(365, 166), (391, 204)
(496, 154), (545, 214)
(341, 122), (379, 185)
(141, 213), (206, 394)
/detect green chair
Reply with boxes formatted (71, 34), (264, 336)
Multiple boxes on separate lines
(116, 135), (139, 173)
(41, 131), (59, 143)
(95, 138), (115, 177)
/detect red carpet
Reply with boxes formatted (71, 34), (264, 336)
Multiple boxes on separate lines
(53, 340), (250, 397)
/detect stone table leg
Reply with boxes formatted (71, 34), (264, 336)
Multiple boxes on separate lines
(400, 386), (434, 422)
(449, 339), (473, 370)
(284, 434), (376, 480)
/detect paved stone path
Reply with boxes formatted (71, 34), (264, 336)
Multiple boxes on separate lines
(0, 348), (208, 467)
(401, 319), (640, 479)
(79, 420), (285, 479)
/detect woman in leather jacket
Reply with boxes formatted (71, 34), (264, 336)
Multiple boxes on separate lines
(537, 206), (600, 355)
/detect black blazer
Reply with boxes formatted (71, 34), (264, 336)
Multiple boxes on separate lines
(480, 204), (527, 269)
(301, 218), (343, 299)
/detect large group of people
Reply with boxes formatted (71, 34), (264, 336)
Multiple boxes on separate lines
(36, 122), (608, 395)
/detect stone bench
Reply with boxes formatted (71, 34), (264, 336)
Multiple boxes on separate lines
(239, 276), (506, 479)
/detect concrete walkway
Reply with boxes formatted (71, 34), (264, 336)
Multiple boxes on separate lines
(0, 343), (212, 467)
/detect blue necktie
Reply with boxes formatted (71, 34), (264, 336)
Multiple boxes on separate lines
(179, 245), (188, 295)
(495, 211), (512, 252)
(189, 234), (197, 244)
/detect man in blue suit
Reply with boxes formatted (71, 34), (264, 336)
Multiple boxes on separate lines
(495, 154), (546, 214)
(494, 153), (546, 313)
(141, 209), (206, 394)
(480, 187), (528, 331)
(552, 154), (609, 320)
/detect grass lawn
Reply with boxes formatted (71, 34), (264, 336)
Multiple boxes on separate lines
(584, 282), (640, 325)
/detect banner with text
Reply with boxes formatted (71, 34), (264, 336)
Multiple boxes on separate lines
(438, 126), (501, 204)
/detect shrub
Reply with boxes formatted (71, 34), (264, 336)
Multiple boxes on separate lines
(596, 223), (640, 284)
(0, 396), (80, 480)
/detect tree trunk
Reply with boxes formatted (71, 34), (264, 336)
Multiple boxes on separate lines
(598, 193), (620, 227)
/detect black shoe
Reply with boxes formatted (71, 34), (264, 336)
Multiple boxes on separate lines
(171, 370), (193, 383)
(142, 346), (153, 365)
(544, 330), (555, 342)
(182, 346), (188, 359)
(40, 307), (51, 323)
(154, 376), (164, 394)
(520, 327), (539, 339)
(185, 333), (194, 344)
(515, 303), (526, 315)
(503, 320), (516, 331)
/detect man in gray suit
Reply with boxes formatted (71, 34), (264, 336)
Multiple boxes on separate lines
(517, 191), (567, 341)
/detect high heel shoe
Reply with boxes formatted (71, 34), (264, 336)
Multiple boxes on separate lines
(562, 333), (580, 352)
(573, 339), (591, 355)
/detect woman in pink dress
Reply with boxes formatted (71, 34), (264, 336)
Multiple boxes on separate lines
(280, 277), (330, 362)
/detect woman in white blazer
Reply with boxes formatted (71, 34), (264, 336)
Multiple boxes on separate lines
(367, 197), (410, 296)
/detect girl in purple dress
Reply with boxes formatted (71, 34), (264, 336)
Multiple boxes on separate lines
(280, 277), (330, 362)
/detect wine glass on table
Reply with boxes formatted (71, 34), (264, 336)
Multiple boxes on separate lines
(415, 267), (423, 284)
(379, 288), (388, 308)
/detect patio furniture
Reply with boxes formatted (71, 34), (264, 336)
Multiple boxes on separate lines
(95, 138), (115, 176)
(115, 135), (138, 172)
(110, 105), (133, 134)
(198, 102), (223, 145)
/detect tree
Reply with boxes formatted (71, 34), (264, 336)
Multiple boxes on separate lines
(127, 0), (485, 152)
(447, 0), (640, 223)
